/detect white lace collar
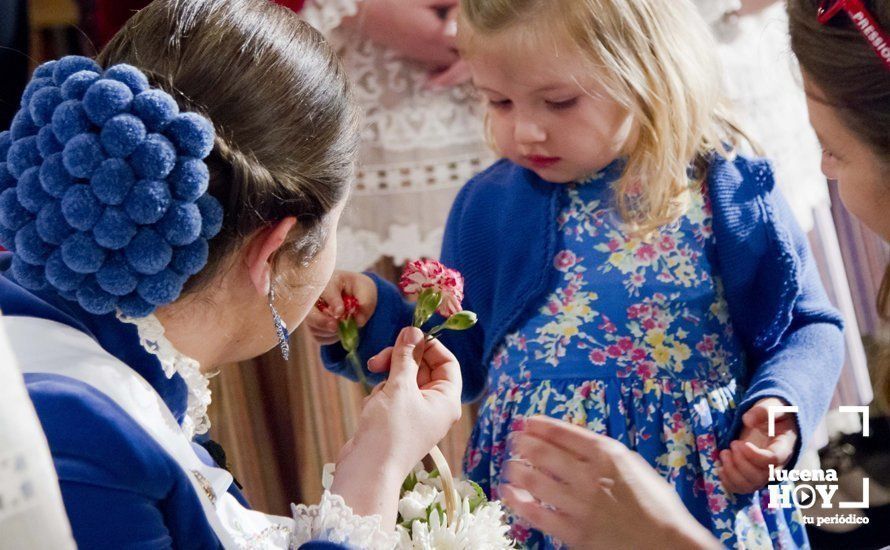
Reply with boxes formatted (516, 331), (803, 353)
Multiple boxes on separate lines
(116, 312), (211, 439)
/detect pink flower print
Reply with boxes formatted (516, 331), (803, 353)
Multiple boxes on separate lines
(607, 345), (623, 358)
(607, 238), (621, 252)
(631, 273), (645, 286)
(510, 417), (527, 432)
(697, 336), (716, 354)
(635, 243), (657, 262)
(466, 449), (482, 471)
(547, 299), (560, 315)
(636, 362), (655, 377)
(631, 348), (647, 362)
(617, 337), (633, 352)
(642, 318), (657, 331)
(509, 523), (532, 544)
(627, 305), (641, 319)
(599, 316), (617, 333)
(580, 382), (593, 398)
(589, 349), (607, 365)
(554, 250), (578, 272)
(658, 235), (676, 252)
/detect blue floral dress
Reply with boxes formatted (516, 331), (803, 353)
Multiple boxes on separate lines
(463, 164), (809, 548)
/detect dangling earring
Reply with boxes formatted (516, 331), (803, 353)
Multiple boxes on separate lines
(268, 285), (290, 361)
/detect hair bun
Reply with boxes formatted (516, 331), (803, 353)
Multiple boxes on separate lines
(1, 56), (223, 317)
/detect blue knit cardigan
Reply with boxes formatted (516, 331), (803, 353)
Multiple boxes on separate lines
(324, 154), (846, 466)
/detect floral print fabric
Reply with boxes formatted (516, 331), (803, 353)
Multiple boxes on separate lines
(465, 164), (808, 548)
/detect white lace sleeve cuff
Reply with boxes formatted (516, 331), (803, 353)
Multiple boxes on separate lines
(290, 491), (399, 550)
(300, 0), (362, 35)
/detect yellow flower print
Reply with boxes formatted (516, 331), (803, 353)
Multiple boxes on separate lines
(645, 331), (666, 348)
(653, 346), (671, 365)
(673, 343), (692, 362)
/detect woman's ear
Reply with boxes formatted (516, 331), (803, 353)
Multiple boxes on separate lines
(245, 217), (298, 297)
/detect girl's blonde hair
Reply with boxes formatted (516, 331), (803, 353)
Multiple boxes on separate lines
(460, 0), (746, 234)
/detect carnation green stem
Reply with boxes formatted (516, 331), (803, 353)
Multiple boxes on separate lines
(428, 444), (459, 525)
(346, 351), (371, 396)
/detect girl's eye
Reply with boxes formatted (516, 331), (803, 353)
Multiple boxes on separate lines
(489, 99), (512, 109)
(546, 97), (578, 110)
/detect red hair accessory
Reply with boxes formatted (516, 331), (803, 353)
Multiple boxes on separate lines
(818, 0), (890, 70)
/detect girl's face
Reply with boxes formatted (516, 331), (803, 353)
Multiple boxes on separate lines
(804, 77), (890, 241)
(465, 32), (635, 183)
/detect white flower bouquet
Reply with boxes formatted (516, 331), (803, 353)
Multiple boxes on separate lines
(394, 464), (513, 549)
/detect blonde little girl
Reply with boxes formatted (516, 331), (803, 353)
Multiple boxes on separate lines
(309, 0), (845, 547)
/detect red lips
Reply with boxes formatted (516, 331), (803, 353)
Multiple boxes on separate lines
(524, 155), (561, 169)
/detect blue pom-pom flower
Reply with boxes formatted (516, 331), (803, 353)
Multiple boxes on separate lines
(83, 79), (133, 126)
(91, 158), (135, 205)
(104, 65), (149, 95)
(61, 70), (101, 101)
(3, 56), (220, 317)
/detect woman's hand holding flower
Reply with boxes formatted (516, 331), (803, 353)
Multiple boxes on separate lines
(331, 327), (463, 529)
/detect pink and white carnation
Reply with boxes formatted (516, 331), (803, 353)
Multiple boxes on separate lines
(400, 259), (465, 318)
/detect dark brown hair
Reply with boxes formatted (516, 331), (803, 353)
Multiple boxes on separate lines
(98, 0), (360, 292)
(788, 0), (890, 319)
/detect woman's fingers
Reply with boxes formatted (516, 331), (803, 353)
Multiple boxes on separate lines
(499, 484), (574, 540)
(386, 327), (425, 388)
(367, 347), (393, 373)
(509, 432), (580, 485)
(522, 416), (618, 476)
(503, 458), (583, 513)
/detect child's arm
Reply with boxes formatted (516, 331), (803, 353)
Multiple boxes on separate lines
(314, 184), (489, 402)
(722, 188), (845, 492)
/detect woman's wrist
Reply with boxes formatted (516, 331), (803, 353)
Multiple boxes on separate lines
(329, 448), (405, 529)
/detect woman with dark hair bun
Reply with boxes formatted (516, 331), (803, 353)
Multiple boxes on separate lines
(0, 0), (461, 547)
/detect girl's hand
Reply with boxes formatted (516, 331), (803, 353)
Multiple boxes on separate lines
(719, 397), (799, 494)
(502, 416), (719, 550)
(343, 0), (459, 69)
(306, 271), (377, 345)
(331, 327), (463, 527)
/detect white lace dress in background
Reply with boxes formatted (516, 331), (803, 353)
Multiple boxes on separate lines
(301, 1), (495, 271)
(0, 313), (75, 548)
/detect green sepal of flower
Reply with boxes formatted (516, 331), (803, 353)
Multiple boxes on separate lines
(401, 471), (418, 493)
(467, 480), (487, 513)
(427, 311), (478, 337)
(338, 317), (360, 353)
(413, 289), (442, 328)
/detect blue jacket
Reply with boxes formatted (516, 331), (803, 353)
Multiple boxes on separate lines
(323, 154), (846, 466)
(0, 254), (341, 549)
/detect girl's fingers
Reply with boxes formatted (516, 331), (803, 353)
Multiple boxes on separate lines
(729, 442), (768, 488)
(740, 441), (778, 468)
(720, 450), (755, 493)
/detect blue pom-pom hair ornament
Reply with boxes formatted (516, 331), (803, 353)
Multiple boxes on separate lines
(1, 56), (223, 317)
